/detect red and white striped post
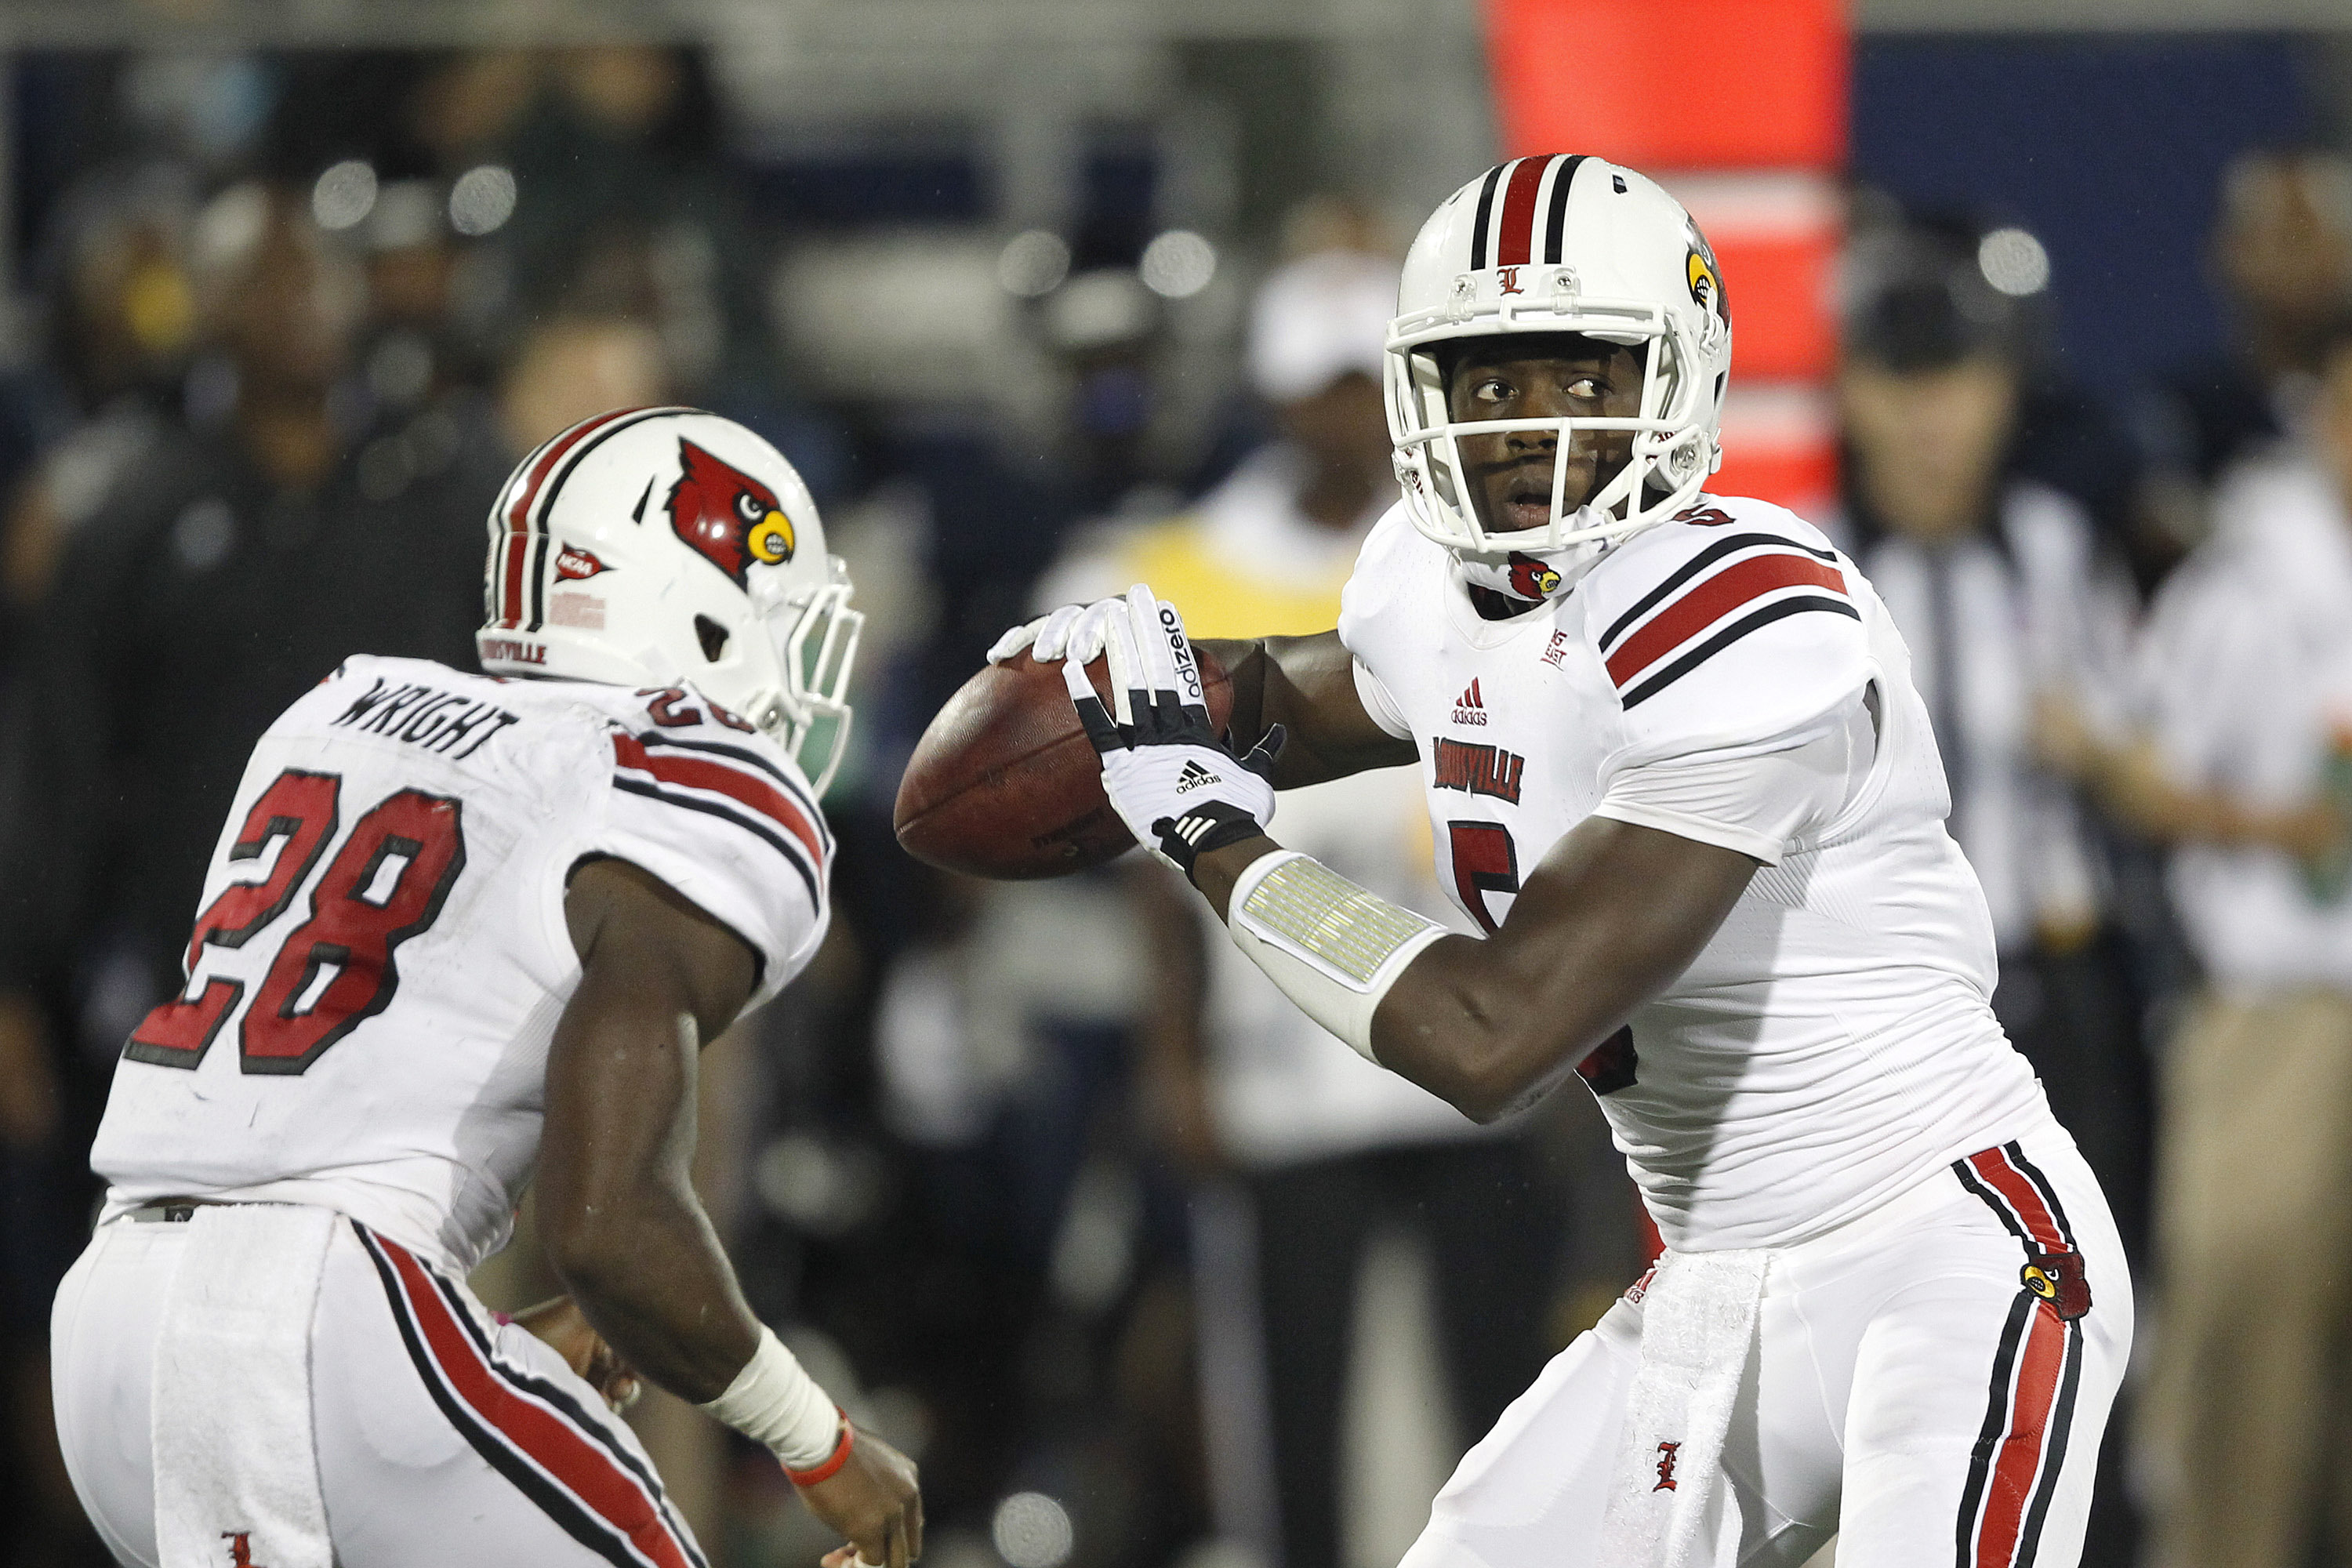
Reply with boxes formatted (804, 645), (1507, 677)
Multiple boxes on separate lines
(1479, 0), (1849, 521)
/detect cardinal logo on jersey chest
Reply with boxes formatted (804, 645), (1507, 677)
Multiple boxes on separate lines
(667, 438), (796, 587)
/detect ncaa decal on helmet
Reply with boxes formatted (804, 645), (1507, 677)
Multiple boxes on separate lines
(477, 408), (863, 792)
(1385, 154), (1734, 557)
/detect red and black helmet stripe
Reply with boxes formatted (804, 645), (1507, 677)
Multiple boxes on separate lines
(1542, 154), (1586, 268)
(488, 405), (699, 634)
(1494, 158), (1546, 266)
(1468, 162), (1508, 271)
(490, 408), (638, 632)
(1468, 154), (1592, 273)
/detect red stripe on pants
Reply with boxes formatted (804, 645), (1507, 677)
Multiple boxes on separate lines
(1973, 1302), (2069, 1568)
(1967, 1148), (2068, 1253)
(379, 1237), (695, 1568)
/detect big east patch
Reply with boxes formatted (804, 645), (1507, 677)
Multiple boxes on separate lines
(668, 439), (795, 586)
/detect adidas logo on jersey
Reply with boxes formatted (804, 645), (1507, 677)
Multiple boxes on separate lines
(1452, 679), (1488, 726)
(1175, 759), (1218, 793)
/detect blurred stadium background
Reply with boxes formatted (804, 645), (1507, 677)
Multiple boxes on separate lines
(2, 2), (2350, 1566)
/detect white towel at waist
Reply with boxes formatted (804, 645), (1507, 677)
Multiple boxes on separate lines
(1597, 1247), (1768, 1567)
(153, 1203), (339, 1568)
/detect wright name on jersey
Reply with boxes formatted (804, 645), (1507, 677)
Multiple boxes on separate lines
(89, 655), (832, 1274)
(1339, 494), (2047, 1250)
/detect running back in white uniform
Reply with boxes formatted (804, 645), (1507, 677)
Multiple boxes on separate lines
(1338, 494), (2048, 1250)
(89, 653), (832, 1274)
(60, 655), (831, 1568)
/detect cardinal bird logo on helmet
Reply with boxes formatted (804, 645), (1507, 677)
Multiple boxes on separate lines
(667, 438), (796, 587)
(1686, 224), (1728, 323)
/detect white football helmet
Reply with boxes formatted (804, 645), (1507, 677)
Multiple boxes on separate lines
(1385, 154), (1733, 555)
(477, 407), (863, 791)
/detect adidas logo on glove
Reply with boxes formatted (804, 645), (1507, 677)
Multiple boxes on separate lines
(1175, 759), (1217, 793)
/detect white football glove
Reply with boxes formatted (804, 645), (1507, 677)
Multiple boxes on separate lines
(1063, 586), (1283, 881)
(988, 597), (1129, 673)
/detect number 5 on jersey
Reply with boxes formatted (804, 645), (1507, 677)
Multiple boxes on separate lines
(125, 769), (467, 1074)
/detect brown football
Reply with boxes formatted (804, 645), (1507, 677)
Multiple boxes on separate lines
(895, 644), (1232, 880)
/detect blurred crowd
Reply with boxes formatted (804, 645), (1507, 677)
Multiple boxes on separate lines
(1, 42), (2350, 1568)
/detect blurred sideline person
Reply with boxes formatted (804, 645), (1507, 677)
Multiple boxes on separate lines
(1831, 221), (2149, 1264)
(1000, 154), (2131, 1566)
(2141, 150), (2352, 501)
(0, 157), (205, 1568)
(1045, 245), (1563, 1568)
(48, 409), (919, 1568)
(2132, 150), (2352, 590)
(0, 183), (509, 1057)
(2050, 321), (2352, 1568)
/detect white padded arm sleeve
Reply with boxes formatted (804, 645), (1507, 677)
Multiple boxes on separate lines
(1588, 702), (1865, 866)
(1225, 851), (1450, 1062)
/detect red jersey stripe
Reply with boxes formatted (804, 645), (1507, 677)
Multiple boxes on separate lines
(1495, 156), (1548, 267)
(499, 408), (639, 629)
(1605, 553), (1848, 688)
(1973, 1305), (2070, 1567)
(1968, 1149), (2069, 1254)
(378, 1236), (698, 1568)
(613, 734), (826, 869)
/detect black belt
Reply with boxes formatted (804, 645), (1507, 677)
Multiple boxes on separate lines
(126, 1199), (229, 1224)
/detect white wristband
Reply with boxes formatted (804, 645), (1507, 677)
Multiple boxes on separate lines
(695, 1325), (840, 1468)
(1225, 851), (1449, 1062)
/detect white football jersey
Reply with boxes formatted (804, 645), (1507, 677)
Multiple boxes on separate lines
(89, 655), (832, 1272)
(1338, 495), (2048, 1249)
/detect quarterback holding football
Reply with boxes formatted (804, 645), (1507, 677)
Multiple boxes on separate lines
(50, 410), (920, 1568)
(995, 155), (2129, 1566)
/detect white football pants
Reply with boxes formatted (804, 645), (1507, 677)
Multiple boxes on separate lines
(1399, 1120), (2131, 1568)
(52, 1211), (708, 1568)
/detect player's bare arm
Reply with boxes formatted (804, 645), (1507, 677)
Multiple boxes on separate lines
(543, 855), (921, 1566)
(1054, 588), (1756, 1127)
(1191, 819), (1753, 1122)
(540, 855), (763, 1398)
(1194, 630), (1415, 786)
